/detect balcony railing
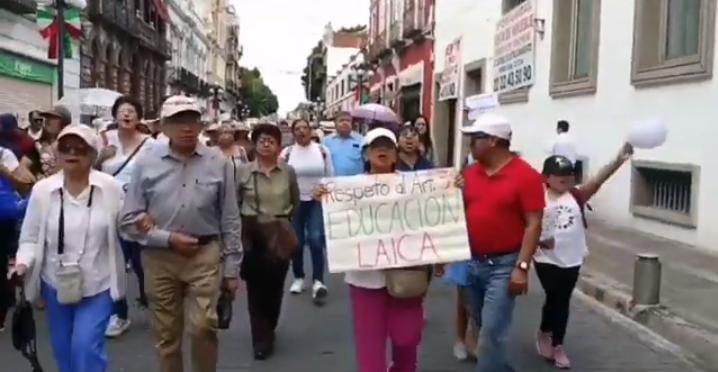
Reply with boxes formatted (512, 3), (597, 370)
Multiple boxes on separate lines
(368, 31), (388, 62)
(0, 0), (37, 14)
(389, 21), (402, 46)
(403, 0), (426, 39)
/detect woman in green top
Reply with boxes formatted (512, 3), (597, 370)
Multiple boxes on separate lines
(236, 123), (300, 360)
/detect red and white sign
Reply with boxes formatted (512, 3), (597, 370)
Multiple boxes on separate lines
(439, 37), (462, 101)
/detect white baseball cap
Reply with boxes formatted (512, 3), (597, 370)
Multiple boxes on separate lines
(57, 124), (100, 152)
(161, 95), (202, 119)
(461, 113), (512, 140)
(363, 127), (397, 147)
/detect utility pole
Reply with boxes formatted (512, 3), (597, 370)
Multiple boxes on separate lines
(55, 0), (66, 99)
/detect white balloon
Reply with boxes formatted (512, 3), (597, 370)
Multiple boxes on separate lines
(627, 119), (668, 149)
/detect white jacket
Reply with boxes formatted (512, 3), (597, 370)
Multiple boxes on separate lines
(16, 170), (127, 303)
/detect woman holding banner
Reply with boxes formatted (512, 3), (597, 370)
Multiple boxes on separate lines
(316, 127), (428, 372)
(237, 123), (300, 360)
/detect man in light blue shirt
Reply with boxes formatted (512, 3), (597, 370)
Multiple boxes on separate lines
(322, 111), (364, 176)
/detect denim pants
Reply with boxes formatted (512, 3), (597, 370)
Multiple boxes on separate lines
(113, 239), (146, 319)
(466, 252), (519, 372)
(42, 282), (113, 372)
(291, 200), (326, 282)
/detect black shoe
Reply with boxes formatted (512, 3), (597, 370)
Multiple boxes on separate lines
(253, 351), (268, 360)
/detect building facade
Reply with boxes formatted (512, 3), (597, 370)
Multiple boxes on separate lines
(325, 51), (363, 118)
(166, 0), (211, 109)
(320, 24), (367, 118)
(367, 0), (434, 124)
(80, 0), (171, 118)
(434, 0), (718, 249)
(224, 7), (242, 119)
(0, 1), (81, 118)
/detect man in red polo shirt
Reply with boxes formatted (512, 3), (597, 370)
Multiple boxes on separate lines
(460, 113), (544, 372)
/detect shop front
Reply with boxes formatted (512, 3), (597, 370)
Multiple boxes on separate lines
(0, 49), (55, 116)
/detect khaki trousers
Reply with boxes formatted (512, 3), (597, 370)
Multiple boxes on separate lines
(143, 241), (222, 372)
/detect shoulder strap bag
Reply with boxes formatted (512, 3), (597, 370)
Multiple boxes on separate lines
(252, 171), (299, 261)
(112, 137), (149, 177)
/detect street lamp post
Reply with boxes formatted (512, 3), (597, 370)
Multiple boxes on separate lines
(56, 0), (66, 99)
(351, 62), (375, 106)
(212, 86), (223, 121)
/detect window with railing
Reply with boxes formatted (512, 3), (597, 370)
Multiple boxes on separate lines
(630, 161), (699, 228)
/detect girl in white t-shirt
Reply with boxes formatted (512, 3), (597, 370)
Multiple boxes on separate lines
(534, 143), (633, 369)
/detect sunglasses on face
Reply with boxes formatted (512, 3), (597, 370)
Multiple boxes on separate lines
(57, 142), (92, 155)
(400, 127), (418, 137)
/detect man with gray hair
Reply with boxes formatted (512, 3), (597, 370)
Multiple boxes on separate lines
(119, 95), (242, 372)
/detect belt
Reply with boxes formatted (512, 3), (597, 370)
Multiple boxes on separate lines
(196, 235), (219, 245)
(472, 251), (518, 262)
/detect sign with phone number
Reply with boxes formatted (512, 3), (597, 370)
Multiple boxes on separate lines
(493, 2), (535, 94)
(494, 61), (533, 93)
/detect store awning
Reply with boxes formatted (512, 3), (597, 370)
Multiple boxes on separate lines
(153, 0), (171, 23)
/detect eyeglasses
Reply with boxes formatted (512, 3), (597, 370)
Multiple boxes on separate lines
(57, 142), (92, 155)
(400, 127), (418, 137)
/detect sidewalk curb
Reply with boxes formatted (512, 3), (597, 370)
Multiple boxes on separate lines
(577, 271), (718, 372)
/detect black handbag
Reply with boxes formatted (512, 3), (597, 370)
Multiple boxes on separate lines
(11, 277), (43, 372)
(216, 290), (233, 330)
(252, 174), (299, 262)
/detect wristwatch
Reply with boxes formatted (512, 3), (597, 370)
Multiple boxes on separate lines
(517, 261), (530, 271)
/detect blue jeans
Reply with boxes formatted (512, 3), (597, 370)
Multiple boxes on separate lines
(42, 282), (113, 372)
(113, 239), (146, 320)
(466, 252), (518, 372)
(291, 200), (326, 282)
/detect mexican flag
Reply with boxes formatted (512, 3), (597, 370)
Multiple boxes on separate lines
(37, 6), (83, 59)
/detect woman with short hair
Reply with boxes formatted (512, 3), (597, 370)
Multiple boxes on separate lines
(237, 123), (300, 360)
(11, 125), (126, 372)
(98, 95), (153, 338)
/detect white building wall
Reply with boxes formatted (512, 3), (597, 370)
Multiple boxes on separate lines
(434, 0), (718, 249)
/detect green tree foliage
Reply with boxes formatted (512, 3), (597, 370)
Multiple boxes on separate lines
(301, 41), (326, 102)
(240, 67), (279, 116)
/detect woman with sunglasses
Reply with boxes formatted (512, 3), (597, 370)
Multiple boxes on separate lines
(281, 119), (333, 304)
(97, 96), (154, 338)
(11, 125), (126, 372)
(397, 125), (433, 171)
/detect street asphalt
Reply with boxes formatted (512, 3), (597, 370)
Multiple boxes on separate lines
(0, 271), (699, 372)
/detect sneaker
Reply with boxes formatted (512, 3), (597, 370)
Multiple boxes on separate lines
(536, 331), (553, 360)
(553, 345), (571, 369)
(453, 341), (469, 361)
(289, 278), (305, 294)
(312, 280), (328, 305)
(105, 315), (131, 338)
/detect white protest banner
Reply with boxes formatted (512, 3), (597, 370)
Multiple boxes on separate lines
(321, 169), (471, 273)
(493, 1), (535, 94)
(439, 37), (462, 101)
(465, 93), (499, 120)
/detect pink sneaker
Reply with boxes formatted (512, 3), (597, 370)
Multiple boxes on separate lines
(536, 331), (553, 359)
(553, 345), (571, 369)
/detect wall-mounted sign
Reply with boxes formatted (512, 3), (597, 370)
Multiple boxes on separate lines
(439, 37), (462, 101)
(493, 2), (535, 94)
